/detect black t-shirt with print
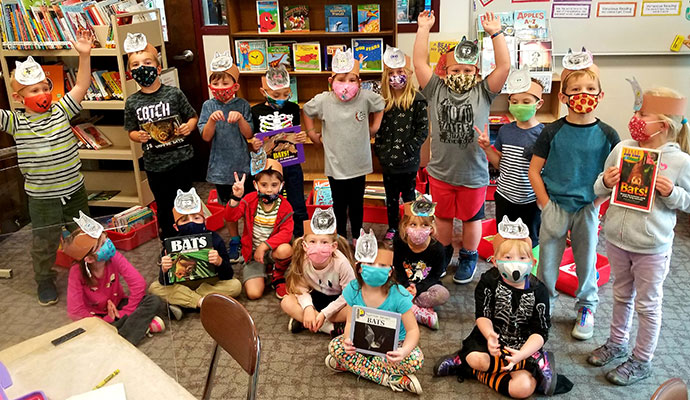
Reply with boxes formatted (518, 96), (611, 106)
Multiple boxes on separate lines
(392, 235), (445, 295)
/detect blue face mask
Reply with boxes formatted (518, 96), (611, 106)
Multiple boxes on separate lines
(266, 94), (288, 110)
(96, 238), (116, 262)
(131, 65), (158, 87)
(360, 264), (391, 287)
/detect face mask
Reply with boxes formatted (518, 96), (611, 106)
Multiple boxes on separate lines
(210, 84), (239, 102)
(509, 103), (538, 122)
(443, 73), (477, 93)
(406, 226), (431, 246)
(628, 116), (663, 142)
(265, 93), (288, 109)
(177, 221), (207, 236)
(389, 74), (408, 90)
(331, 80), (360, 102)
(304, 242), (334, 265)
(496, 260), (532, 284)
(96, 238), (116, 262)
(565, 92), (600, 114)
(131, 65), (159, 87)
(23, 92), (52, 113)
(360, 264), (391, 287)
(258, 192), (280, 204)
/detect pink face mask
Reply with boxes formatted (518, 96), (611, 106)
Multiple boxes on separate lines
(406, 226), (432, 246)
(628, 115), (663, 142)
(331, 80), (359, 102)
(304, 242), (334, 265)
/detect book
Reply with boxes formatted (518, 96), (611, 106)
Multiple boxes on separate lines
(428, 40), (458, 67)
(324, 44), (346, 70)
(255, 125), (305, 167)
(88, 190), (120, 201)
(489, 114), (511, 125)
(140, 115), (181, 144)
(41, 64), (64, 102)
(531, 71), (552, 94)
(611, 146), (661, 213)
(267, 45), (291, 69)
(396, 0), (408, 23)
(513, 9), (548, 41)
(269, 40), (296, 69)
(357, 4), (379, 33)
(352, 38), (383, 72)
(481, 36), (517, 80)
(256, 0), (279, 34)
(324, 4), (351, 32)
(163, 232), (217, 283)
(282, 4), (308, 32)
(312, 178), (331, 205)
(235, 39), (268, 71)
(74, 122), (112, 149)
(292, 42), (320, 72)
(289, 75), (297, 102)
(350, 306), (401, 357)
(518, 40), (552, 72)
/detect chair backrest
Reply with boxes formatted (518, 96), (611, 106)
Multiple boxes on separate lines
(651, 378), (688, 400)
(200, 294), (259, 375)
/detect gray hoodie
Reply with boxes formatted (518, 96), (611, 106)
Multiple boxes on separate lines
(594, 139), (690, 254)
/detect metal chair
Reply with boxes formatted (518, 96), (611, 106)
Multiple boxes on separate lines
(200, 294), (261, 400)
(651, 378), (688, 400)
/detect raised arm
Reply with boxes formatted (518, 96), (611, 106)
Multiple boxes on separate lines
(413, 10), (435, 90)
(68, 30), (95, 104)
(481, 12), (510, 93)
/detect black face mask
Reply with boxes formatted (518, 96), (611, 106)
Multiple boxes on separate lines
(176, 222), (206, 236)
(131, 65), (158, 87)
(258, 193), (280, 204)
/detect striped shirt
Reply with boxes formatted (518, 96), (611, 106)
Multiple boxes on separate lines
(494, 122), (543, 204)
(252, 198), (281, 250)
(0, 94), (83, 198)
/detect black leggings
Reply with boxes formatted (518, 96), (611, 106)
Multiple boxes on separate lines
(382, 172), (417, 231)
(327, 175), (366, 239)
(147, 159), (194, 240)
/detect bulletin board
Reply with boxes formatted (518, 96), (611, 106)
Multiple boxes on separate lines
(472, 0), (689, 55)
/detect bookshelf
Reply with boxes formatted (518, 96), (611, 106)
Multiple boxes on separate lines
(0, 10), (168, 208)
(489, 73), (562, 124)
(226, 0), (397, 193)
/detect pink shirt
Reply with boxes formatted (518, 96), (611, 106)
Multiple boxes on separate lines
(295, 250), (356, 319)
(67, 252), (146, 323)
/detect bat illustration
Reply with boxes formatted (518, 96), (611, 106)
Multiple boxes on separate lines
(365, 325), (384, 349)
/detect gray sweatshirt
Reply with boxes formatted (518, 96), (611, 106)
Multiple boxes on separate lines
(594, 139), (690, 254)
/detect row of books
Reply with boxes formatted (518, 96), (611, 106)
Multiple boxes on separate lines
(45, 63), (123, 101)
(71, 122), (112, 149)
(108, 205), (154, 232)
(236, 38), (384, 73)
(255, 1), (380, 34)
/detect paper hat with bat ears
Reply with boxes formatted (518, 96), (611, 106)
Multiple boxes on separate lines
(13, 56), (47, 88)
(123, 32), (158, 58)
(210, 51), (240, 83)
(303, 208), (337, 236)
(505, 67), (543, 99)
(62, 211), (104, 260)
(627, 77), (688, 117)
(492, 216), (532, 253)
(445, 37), (479, 68)
(403, 194), (436, 217)
(250, 148), (284, 176)
(383, 45), (410, 70)
(331, 48), (360, 76)
(172, 188), (211, 224)
(560, 47), (599, 83)
(262, 64), (290, 91)
(355, 229), (393, 265)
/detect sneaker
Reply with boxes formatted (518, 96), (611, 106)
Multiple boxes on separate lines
(453, 249), (478, 284)
(413, 306), (439, 330)
(325, 354), (346, 372)
(531, 351), (557, 395)
(168, 304), (184, 321)
(571, 306), (594, 340)
(37, 280), (58, 306)
(275, 283), (288, 299)
(605, 356), (652, 386)
(588, 339), (628, 367)
(384, 229), (396, 242)
(330, 322), (346, 338)
(228, 238), (243, 263)
(433, 353), (463, 377)
(287, 318), (305, 334)
(383, 373), (422, 394)
(146, 316), (165, 337)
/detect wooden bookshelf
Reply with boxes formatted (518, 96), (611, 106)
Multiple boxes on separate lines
(489, 74), (562, 124)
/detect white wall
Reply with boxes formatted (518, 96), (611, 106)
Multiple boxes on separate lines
(202, 35), (231, 95)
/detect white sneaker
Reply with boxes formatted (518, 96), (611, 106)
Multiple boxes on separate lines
(572, 306), (594, 340)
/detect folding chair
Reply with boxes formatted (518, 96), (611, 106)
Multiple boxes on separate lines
(651, 378), (688, 400)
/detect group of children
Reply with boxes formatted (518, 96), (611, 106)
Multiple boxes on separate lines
(3, 7), (689, 398)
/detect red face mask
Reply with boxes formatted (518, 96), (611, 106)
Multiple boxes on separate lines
(23, 92), (52, 113)
(209, 84), (238, 103)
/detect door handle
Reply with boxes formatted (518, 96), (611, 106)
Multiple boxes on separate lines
(173, 50), (194, 62)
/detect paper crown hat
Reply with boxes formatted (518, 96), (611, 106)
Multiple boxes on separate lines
(354, 229), (393, 265)
(304, 208), (337, 236)
(62, 211), (103, 260)
(331, 48), (360, 76)
(445, 37), (479, 67)
(123, 32), (157, 57)
(383, 45), (410, 70)
(261, 64), (290, 91)
(560, 47), (599, 83)
(13, 56), (46, 87)
(505, 67), (543, 99)
(492, 216), (532, 253)
(626, 77), (687, 115)
(250, 148), (284, 176)
(210, 51), (240, 83)
(172, 188), (211, 223)
(403, 194), (436, 217)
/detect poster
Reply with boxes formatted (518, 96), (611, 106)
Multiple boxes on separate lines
(641, 1), (681, 15)
(611, 146), (661, 213)
(551, 3), (592, 18)
(596, 2), (637, 17)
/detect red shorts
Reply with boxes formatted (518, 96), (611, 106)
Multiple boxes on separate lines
(428, 175), (486, 221)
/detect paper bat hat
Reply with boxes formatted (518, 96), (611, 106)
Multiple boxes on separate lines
(62, 211), (103, 260)
(210, 51), (240, 82)
(13, 56), (45, 87)
(492, 216), (532, 253)
(331, 48), (360, 75)
(383, 45), (410, 70)
(446, 37), (479, 67)
(505, 67), (543, 99)
(561, 47), (599, 82)
(403, 194), (436, 217)
(304, 208), (337, 236)
(355, 229), (393, 265)
(626, 77), (644, 112)
(250, 148), (284, 176)
(262, 64), (290, 90)
(172, 188), (211, 223)
(641, 93), (687, 116)
(123, 32), (157, 57)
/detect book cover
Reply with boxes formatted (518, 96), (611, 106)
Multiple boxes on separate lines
(236, 39), (268, 71)
(518, 40), (552, 72)
(41, 64), (64, 101)
(140, 115), (181, 145)
(163, 232), (217, 283)
(352, 38), (383, 72)
(481, 36), (517, 79)
(611, 146), (661, 213)
(256, 0), (279, 33)
(350, 306), (401, 357)
(324, 4), (351, 32)
(267, 45), (291, 69)
(292, 42), (320, 72)
(513, 9), (548, 40)
(324, 44), (346, 70)
(75, 122), (112, 149)
(396, 0), (408, 23)
(269, 40), (296, 69)
(283, 4), (308, 32)
(428, 40), (458, 67)
(289, 75), (297, 102)
(357, 4), (379, 33)
(255, 125), (304, 167)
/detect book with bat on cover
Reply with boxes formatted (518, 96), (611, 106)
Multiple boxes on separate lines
(611, 146), (661, 213)
(255, 125), (304, 167)
(140, 115), (182, 147)
(163, 232), (216, 284)
(350, 305), (401, 357)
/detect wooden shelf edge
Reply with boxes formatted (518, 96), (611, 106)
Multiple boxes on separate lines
(78, 147), (136, 160)
(88, 194), (140, 208)
(0, 47), (118, 57)
(232, 29), (394, 37)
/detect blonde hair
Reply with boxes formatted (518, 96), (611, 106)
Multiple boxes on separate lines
(285, 233), (354, 295)
(495, 239), (532, 259)
(381, 65), (416, 112)
(398, 214), (436, 243)
(645, 87), (689, 154)
(127, 49), (160, 69)
(562, 69), (601, 93)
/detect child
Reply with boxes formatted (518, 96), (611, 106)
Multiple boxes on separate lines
(251, 65), (309, 238)
(225, 157), (294, 299)
(413, 11), (510, 284)
(303, 48), (385, 242)
(393, 196), (449, 330)
(326, 232), (423, 394)
(433, 217), (570, 398)
(0, 32), (94, 305)
(148, 188), (242, 318)
(478, 71), (545, 246)
(199, 51), (255, 261)
(123, 33), (198, 240)
(64, 212), (164, 346)
(588, 87), (690, 385)
(375, 46), (429, 241)
(281, 208), (355, 335)
(528, 49), (620, 340)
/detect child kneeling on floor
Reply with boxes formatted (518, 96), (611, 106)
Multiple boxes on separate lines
(148, 188), (241, 319)
(433, 217), (573, 398)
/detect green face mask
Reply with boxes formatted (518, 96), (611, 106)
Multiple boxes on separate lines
(509, 103), (538, 122)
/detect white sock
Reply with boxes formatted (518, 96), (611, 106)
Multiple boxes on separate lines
(319, 320), (335, 334)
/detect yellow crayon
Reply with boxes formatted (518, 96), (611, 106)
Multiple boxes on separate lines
(670, 34), (684, 52)
(93, 369), (120, 389)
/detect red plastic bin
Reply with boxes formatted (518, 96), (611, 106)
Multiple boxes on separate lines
(206, 203), (226, 231)
(106, 217), (159, 251)
(54, 248), (75, 269)
(555, 246), (610, 297)
(207, 189), (220, 205)
(306, 189), (403, 225)
(486, 185), (497, 201)
(477, 218), (498, 261)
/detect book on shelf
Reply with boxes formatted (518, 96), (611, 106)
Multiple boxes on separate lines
(282, 4), (308, 32)
(324, 4), (351, 32)
(289, 75), (297, 102)
(357, 4), (379, 33)
(611, 146), (661, 213)
(428, 40), (458, 68)
(41, 64), (65, 102)
(72, 122), (113, 149)
(324, 44), (346, 71)
(518, 40), (552, 72)
(269, 40), (295, 69)
(163, 232), (217, 283)
(312, 178), (331, 206)
(513, 9), (548, 41)
(350, 306), (401, 358)
(481, 36), (517, 80)
(87, 190), (120, 201)
(363, 185), (385, 200)
(352, 38), (383, 72)
(256, 0), (280, 34)
(292, 42), (320, 72)
(236, 39), (268, 72)
(267, 45), (291, 69)
(489, 114), (511, 125)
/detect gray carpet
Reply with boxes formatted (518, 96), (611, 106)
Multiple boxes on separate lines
(1, 183), (689, 399)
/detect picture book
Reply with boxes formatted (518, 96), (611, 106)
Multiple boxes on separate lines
(283, 4), (309, 32)
(163, 232), (216, 283)
(481, 36), (517, 79)
(140, 115), (183, 148)
(256, 0), (280, 34)
(41, 64), (64, 102)
(73, 122), (113, 150)
(611, 146), (661, 213)
(357, 4), (379, 33)
(531, 71), (552, 94)
(513, 9), (548, 40)
(324, 4), (351, 32)
(477, 11), (514, 36)
(518, 40), (552, 72)
(352, 38), (383, 72)
(396, 0), (408, 23)
(428, 40), (458, 67)
(289, 75), (297, 102)
(292, 42), (321, 72)
(267, 45), (291, 69)
(269, 40), (296, 69)
(256, 125), (305, 167)
(324, 44), (347, 70)
(350, 306), (401, 357)
(236, 39), (268, 71)
(312, 178), (331, 206)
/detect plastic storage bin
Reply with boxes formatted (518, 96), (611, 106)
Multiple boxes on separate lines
(205, 203), (226, 231)
(555, 246), (610, 297)
(106, 217), (159, 251)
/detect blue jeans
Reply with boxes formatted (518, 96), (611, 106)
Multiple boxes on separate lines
(283, 164), (307, 237)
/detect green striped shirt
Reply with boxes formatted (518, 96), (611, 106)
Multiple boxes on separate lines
(252, 198), (281, 250)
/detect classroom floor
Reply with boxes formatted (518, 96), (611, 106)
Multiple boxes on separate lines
(1, 182), (689, 399)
